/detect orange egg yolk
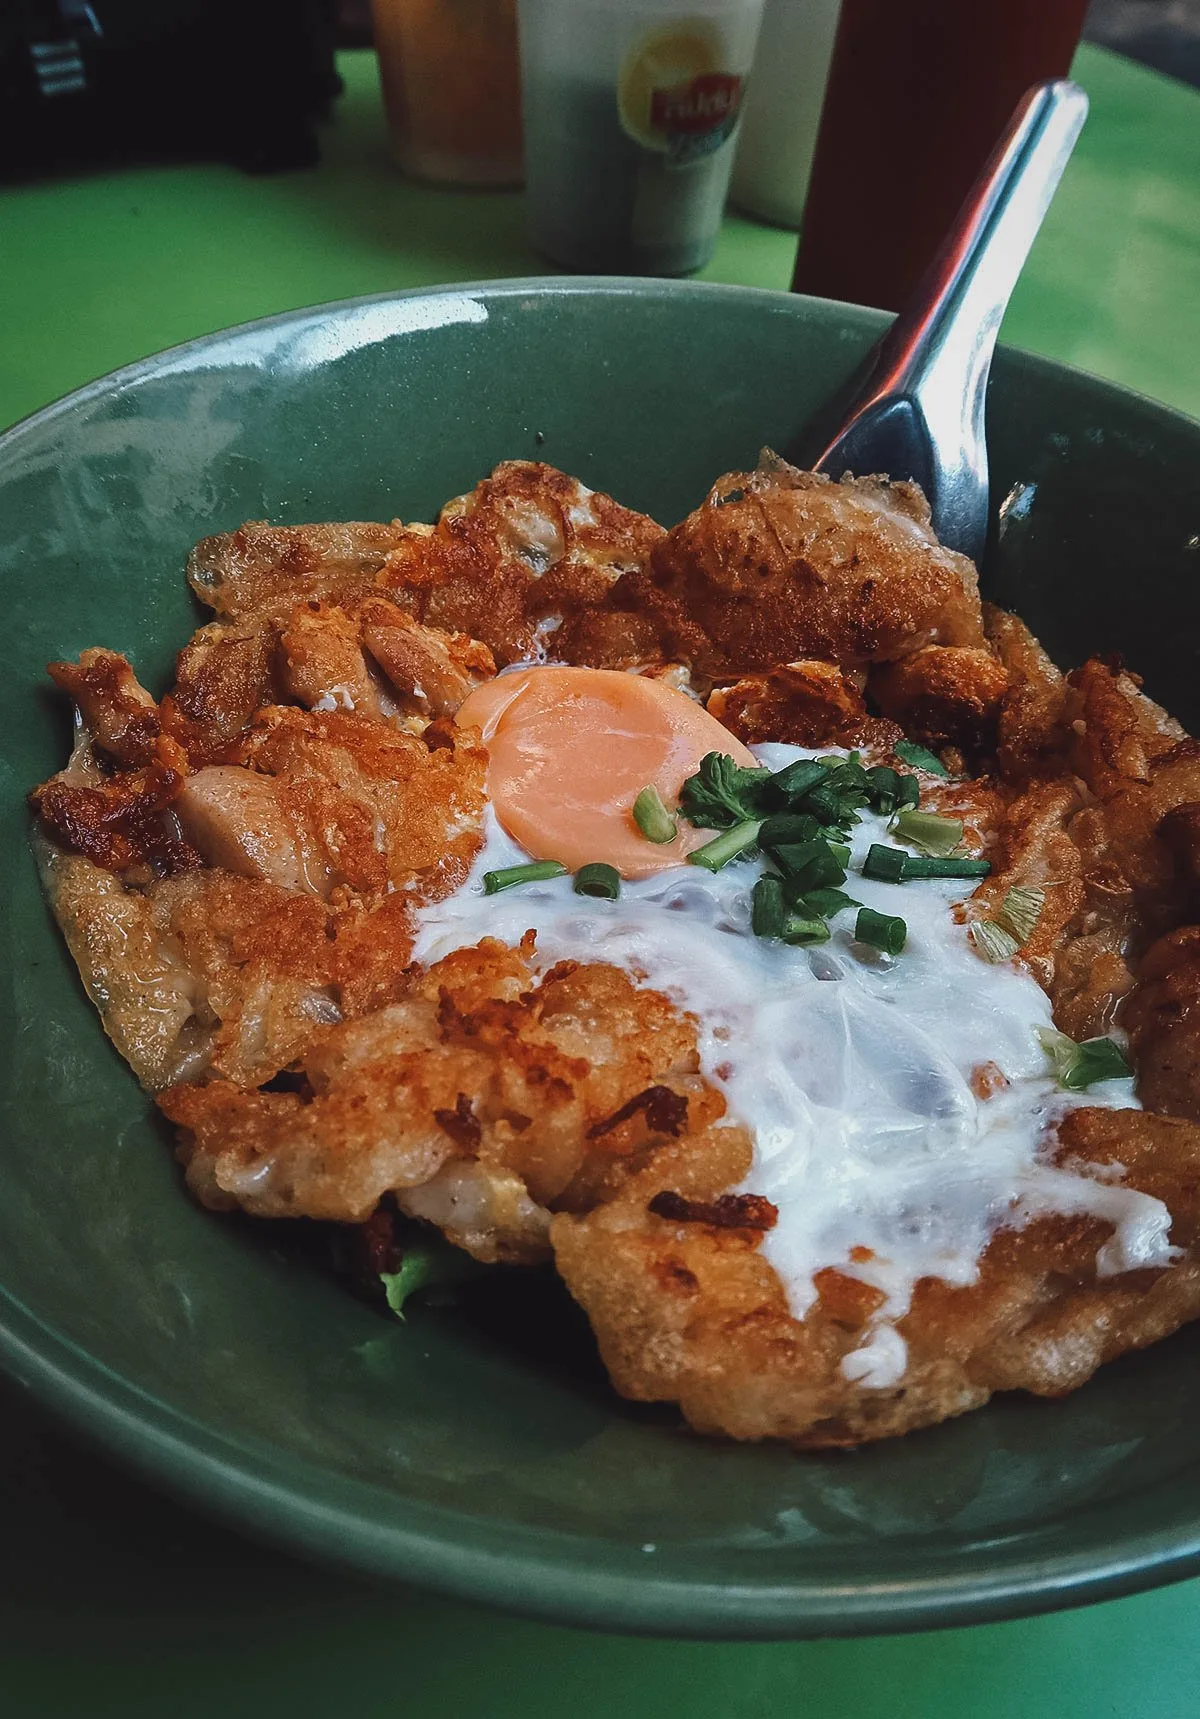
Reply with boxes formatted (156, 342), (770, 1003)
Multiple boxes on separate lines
(454, 667), (760, 879)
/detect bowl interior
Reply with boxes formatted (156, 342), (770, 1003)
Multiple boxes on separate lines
(3, 280), (1200, 1638)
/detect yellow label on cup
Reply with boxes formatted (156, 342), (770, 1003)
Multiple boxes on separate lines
(618, 20), (744, 161)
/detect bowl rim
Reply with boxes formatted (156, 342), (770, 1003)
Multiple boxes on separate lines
(4, 276), (1200, 1641)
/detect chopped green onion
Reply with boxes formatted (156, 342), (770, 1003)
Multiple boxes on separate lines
(1066, 1037), (1134, 1090)
(865, 765), (919, 814)
(969, 919), (1020, 963)
(687, 818), (763, 872)
(864, 843), (990, 882)
(767, 758), (828, 802)
(771, 837), (848, 892)
(574, 862), (621, 899)
(751, 875), (787, 939)
(782, 912), (831, 947)
(863, 843), (909, 882)
(821, 754), (868, 789)
(483, 861), (568, 894)
(759, 812), (820, 847)
(902, 855), (990, 878)
(855, 907), (907, 955)
(997, 885), (1045, 946)
(632, 786), (677, 844)
(892, 809), (965, 857)
(804, 783), (858, 826)
(1037, 1027), (1133, 1090)
(802, 887), (860, 918)
(894, 739), (950, 776)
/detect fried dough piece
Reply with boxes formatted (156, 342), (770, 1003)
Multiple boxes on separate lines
(165, 622), (282, 764)
(188, 520), (411, 624)
(617, 461), (985, 679)
(553, 1109), (1200, 1446)
(277, 604), (389, 720)
(377, 462), (665, 665)
(358, 597), (496, 717)
(870, 645), (1010, 752)
(35, 722), (487, 1089)
(1123, 928), (1200, 1122)
(47, 649), (161, 767)
(237, 707), (485, 893)
(984, 604), (1069, 781)
(964, 778), (1086, 998)
(706, 660), (900, 750)
(161, 942), (722, 1260)
(1066, 660), (1200, 916)
(31, 732), (197, 875)
(1045, 662), (1200, 1046)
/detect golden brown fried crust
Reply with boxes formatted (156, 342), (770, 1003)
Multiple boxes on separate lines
(870, 645), (1010, 752)
(554, 1110), (1200, 1446)
(165, 622), (282, 764)
(1122, 928), (1200, 1122)
(161, 942), (723, 1257)
(34, 458), (1200, 1448)
(964, 778), (1086, 997)
(47, 649), (161, 766)
(983, 603), (1068, 782)
(706, 660), (902, 751)
(187, 520), (411, 624)
(34, 716), (487, 1090)
(621, 463), (985, 678)
(31, 733), (199, 875)
(376, 462), (666, 665)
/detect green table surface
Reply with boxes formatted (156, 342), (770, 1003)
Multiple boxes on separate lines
(4, 42), (1200, 1719)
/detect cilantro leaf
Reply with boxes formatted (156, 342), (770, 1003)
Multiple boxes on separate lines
(894, 739), (949, 777)
(678, 752), (772, 829)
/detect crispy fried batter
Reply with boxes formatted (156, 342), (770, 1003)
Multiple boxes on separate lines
(706, 660), (901, 750)
(34, 457), (1200, 1449)
(615, 460), (986, 678)
(47, 648), (161, 766)
(1122, 928), (1200, 1122)
(35, 718), (487, 1088)
(32, 732), (197, 874)
(554, 1109), (1200, 1446)
(358, 597), (496, 716)
(162, 942), (722, 1259)
(376, 462), (665, 665)
(984, 603), (1068, 781)
(165, 622), (282, 764)
(188, 520), (411, 624)
(870, 644), (1010, 752)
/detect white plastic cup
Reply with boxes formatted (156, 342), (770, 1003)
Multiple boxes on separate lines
(731, 0), (842, 230)
(517, 0), (766, 276)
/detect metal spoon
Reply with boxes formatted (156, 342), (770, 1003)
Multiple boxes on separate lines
(806, 79), (1089, 569)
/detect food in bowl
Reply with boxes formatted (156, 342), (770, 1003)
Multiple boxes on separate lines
(30, 454), (1200, 1448)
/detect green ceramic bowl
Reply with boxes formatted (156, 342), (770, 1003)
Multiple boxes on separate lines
(3, 280), (1200, 1641)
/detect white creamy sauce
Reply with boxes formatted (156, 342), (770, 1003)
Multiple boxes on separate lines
(411, 743), (1175, 1388)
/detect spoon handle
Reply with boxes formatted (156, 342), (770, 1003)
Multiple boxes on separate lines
(814, 80), (1089, 564)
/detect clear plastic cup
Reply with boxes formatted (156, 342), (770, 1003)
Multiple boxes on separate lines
(517, 0), (766, 276)
(372, 0), (523, 187)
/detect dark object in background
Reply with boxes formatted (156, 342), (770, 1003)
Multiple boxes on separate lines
(1085, 0), (1200, 90)
(791, 0), (1091, 313)
(1, 0), (342, 181)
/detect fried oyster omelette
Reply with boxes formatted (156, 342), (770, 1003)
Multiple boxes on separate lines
(31, 456), (1200, 1449)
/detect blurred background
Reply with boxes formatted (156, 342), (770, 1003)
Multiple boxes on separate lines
(3, 0), (1198, 422)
